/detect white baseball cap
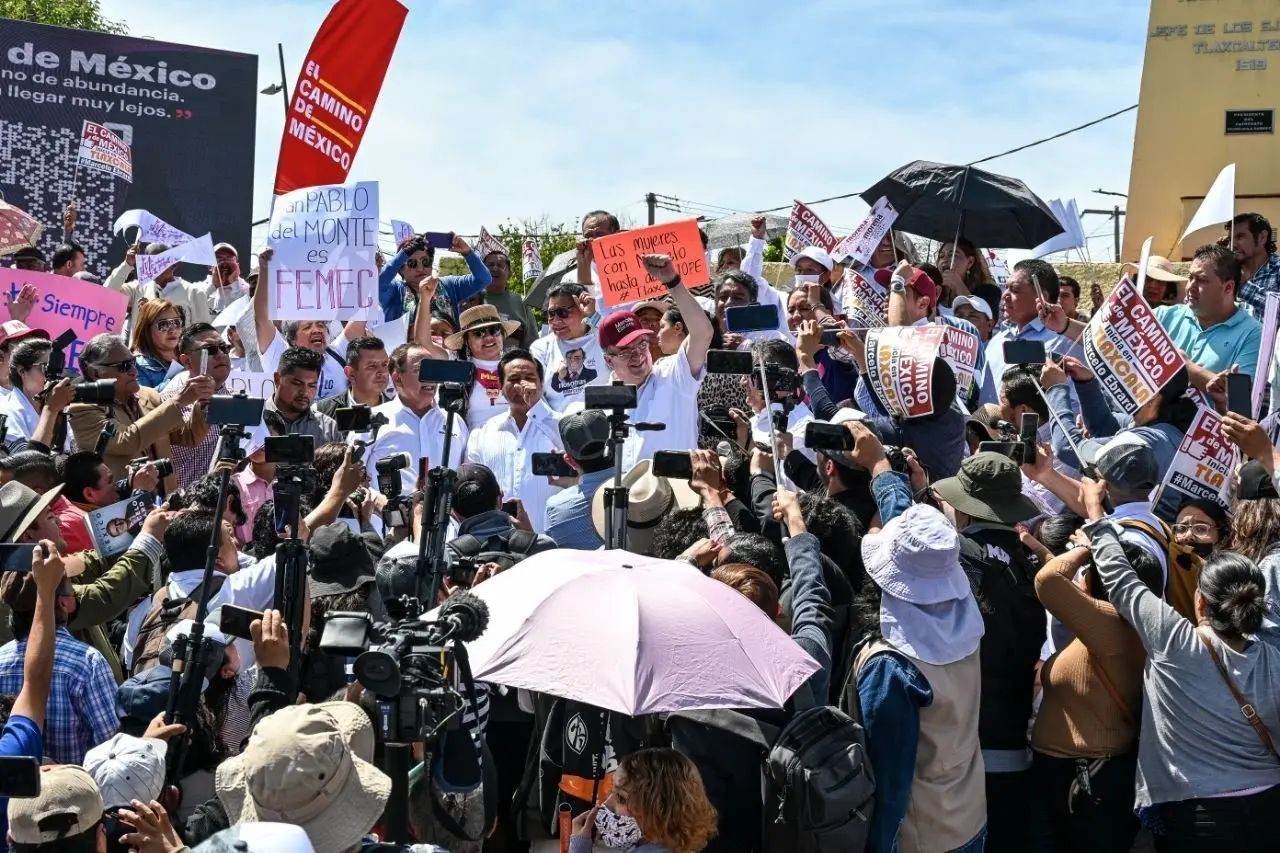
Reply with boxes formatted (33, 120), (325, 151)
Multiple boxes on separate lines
(194, 822), (316, 853)
(790, 245), (834, 271)
(84, 733), (168, 810)
(951, 294), (994, 321)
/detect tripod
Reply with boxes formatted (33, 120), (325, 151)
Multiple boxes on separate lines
(599, 392), (665, 552)
(272, 465), (310, 679)
(417, 380), (467, 609)
(163, 423), (245, 785)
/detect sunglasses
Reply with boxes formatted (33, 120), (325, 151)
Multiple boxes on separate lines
(199, 343), (234, 355)
(99, 357), (137, 373)
(152, 318), (183, 332)
(468, 326), (503, 339)
(404, 258), (431, 270)
(546, 307), (576, 320)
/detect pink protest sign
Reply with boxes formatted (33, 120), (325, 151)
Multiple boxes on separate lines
(0, 268), (128, 370)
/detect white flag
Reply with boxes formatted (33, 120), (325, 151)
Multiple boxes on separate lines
(136, 233), (216, 285)
(390, 219), (415, 246)
(1030, 199), (1085, 259)
(112, 209), (196, 246)
(1180, 164), (1235, 242)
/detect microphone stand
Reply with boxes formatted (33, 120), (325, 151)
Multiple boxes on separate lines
(164, 423), (244, 785)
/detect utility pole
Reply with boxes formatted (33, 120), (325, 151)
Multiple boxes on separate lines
(278, 44), (290, 117)
(645, 192), (656, 226)
(1083, 207), (1126, 262)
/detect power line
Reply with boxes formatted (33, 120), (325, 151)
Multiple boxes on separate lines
(751, 103), (1140, 214)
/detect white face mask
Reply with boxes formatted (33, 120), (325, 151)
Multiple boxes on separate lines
(794, 274), (822, 286)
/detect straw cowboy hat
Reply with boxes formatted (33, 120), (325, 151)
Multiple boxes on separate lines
(591, 459), (701, 555)
(444, 304), (522, 351)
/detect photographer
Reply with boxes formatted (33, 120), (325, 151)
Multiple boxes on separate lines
(746, 338), (815, 480)
(67, 333), (215, 495)
(448, 463), (556, 567)
(598, 253), (713, 470)
(160, 322), (236, 489)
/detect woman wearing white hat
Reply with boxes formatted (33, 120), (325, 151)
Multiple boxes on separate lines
(444, 305), (522, 430)
(852, 457), (987, 853)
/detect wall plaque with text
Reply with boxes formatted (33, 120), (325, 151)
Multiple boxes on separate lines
(1225, 109), (1274, 134)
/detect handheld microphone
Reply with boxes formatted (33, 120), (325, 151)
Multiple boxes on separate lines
(433, 591), (490, 643)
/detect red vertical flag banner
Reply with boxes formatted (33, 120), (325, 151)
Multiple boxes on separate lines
(273, 0), (408, 196)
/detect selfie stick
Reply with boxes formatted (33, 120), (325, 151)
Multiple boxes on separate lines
(164, 453), (237, 785)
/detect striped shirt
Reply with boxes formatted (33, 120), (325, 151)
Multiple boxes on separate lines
(0, 627), (118, 764)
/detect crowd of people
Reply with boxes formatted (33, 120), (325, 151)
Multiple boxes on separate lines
(0, 201), (1276, 853)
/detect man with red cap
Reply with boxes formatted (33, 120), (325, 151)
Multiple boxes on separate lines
(596, 254), (712, 472)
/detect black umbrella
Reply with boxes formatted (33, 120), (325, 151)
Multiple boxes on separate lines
(860, 160), (1064, 250)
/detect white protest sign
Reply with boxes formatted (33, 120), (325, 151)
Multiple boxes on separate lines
(112, 209), (195, 246)
(211, 294), (253, 329)
(475, 226), (507, 259)
(838, 269), (887, 329)
(390, 219), (415, 246)
(830, 197), (897, 269)
(224, 370), (277, 400)
(268, 182), (380, 321)
(522, 237), (543, 282)
(1159, 406), (1236, 507)
(1254, 292), (1280, 418)
(136, 233), (216, 285)
(987, 250), (1009, 288)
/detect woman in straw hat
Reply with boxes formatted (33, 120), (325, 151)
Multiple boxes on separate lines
(443, 305), (521, 430)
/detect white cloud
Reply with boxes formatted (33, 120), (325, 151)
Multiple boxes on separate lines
(104, 0), (1146, 261)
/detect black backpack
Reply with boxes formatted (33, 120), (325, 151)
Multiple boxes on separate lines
(446, 529), (540, 572)
(676, 692), (875, 853)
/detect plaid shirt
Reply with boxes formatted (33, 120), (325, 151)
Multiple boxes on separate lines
(0, 627), (118, 765)
(1239, 252), (1280, 321)
(162, 373), (228, 490)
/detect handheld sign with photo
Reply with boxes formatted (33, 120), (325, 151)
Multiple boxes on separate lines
(830, 196), (897, 269)
(77, 120), (132, 183)
(1158, 406), (1236, 507)
(0, 268), (127, 371)
(112, 210), (195, 247)
(864, 325), (946, 418)
(783, 199), (835, 263)
(1083, 276), (1185, 415)
(268, 181), (380, 320)
(590, 218), (709, 308)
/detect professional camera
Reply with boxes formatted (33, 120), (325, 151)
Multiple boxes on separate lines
(376, 452), (413, 528)
(319, 592), (490, 742)
(883, 445), (910, 474)
(979, 413), (1039, 466)
(71, 378), (117, 404)
(129, 456), (174, 480)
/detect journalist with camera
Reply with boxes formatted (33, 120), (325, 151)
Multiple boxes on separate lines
(67, 334), (215, 495)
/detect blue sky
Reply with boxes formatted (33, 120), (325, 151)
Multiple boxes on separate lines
(104, 0), (1151, 259)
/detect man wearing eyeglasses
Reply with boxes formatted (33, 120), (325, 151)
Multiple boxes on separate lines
(67, 333), (215, 495)
(105, 242), (214, 331)
(597, 254), (713, 472)
(161, 323), (237, 489)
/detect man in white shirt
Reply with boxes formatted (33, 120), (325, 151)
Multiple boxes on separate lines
(366, 342), (470, 494)
(598, 255), (713, 473)
(122, 509), (275, 674)
(199, 242), (250, 317)
(464, 348), (564, 533)
(748, 339), (815, 472)
(105, 243), (214, 331)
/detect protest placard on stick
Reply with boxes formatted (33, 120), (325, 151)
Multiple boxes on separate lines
(77, 121), (132, 183)
(864, 325), (946, 418)
(939, 324), (981, 394)
(1083, 276), (1185, 415)
(831, 196), (896, 269)
(591, 218), (709, 308)
(838, 269), (887, 330)
(783, 200), (835, 263)
(268, 181), (380, 320)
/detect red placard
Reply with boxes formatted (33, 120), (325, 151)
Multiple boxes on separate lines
(272, 0), (408, 196)
(591, 219), (709, 307)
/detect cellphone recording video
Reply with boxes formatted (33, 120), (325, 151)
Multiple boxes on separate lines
(502, 499), (520, 518)
(584, 382), (637, 409)
(651, 450), (693, 480)
(1003, 339), (1047, 366)
(207, 395), (266, 427)
(820, 329), (842, 348)
(0, 544), (37, 574)
(418, 359), (475, 385)
(531, 452), (576, 478)
(1018, 412), (1040, 465)
(219, 604), (264, 641)
(423, 231), (453, 250)
(804, 421), (855, 451)
(1226, 373), (1253, 419)
(264, 434), (314, 465)
(0, 756), (41, 799)
(724, 304), (780, 334)
(705, 349), (754, 376)
(334, 405), (373, 433)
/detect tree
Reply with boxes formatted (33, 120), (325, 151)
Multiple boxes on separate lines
(495, 217), (580, 296)
(0, 0), (127, 33)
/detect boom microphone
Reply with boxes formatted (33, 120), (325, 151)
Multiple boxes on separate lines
(434, 591), (490, 643)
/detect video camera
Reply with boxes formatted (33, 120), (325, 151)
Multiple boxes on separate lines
(376, 452), (412, 528)
(38, 329), (116, 404)
(319, 591), (490, 742)
(804, 421), (910, 474)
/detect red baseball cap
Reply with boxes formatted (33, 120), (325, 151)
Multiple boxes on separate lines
(875, 266), (938, 310)
(598, 310), (653, 351)
(0, 321), (47, 348)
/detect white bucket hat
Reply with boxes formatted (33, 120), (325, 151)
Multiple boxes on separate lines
(861, 503), (969, 605)
(215, 702), (389, 853)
